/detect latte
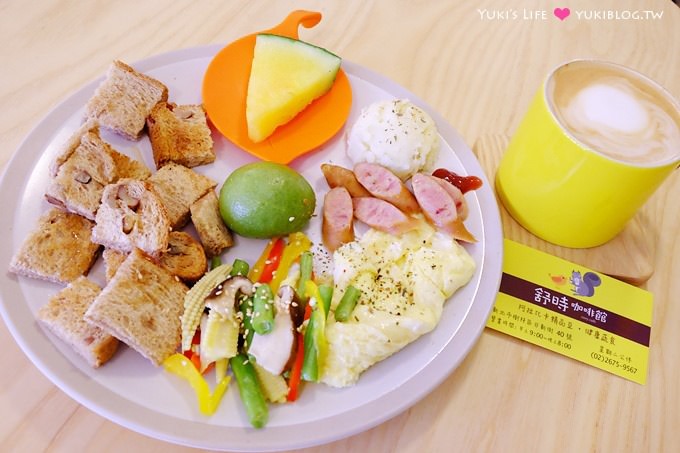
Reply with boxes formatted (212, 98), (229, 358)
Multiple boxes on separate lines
(548, 60), (680, 165)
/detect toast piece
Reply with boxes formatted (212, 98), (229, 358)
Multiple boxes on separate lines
(9, 209), (101, 284)
(45, 120), (151, 220)
(85, 249), (188, 366)
(190, 190), (234, 257)
(37, 277), (119, 368)
(92, 179), (170, 258)
(84, 60), (169, 140)
(102, 248), (127, 282)
(147, 102), (215, 169)
(159, 231), (207, 283)
(103, 232), (207, 283)
(147, 163), (216, 229)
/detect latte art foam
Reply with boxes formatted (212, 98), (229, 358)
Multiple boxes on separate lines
(549, 62), (680, 165)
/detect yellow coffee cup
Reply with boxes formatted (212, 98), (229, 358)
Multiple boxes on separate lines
(496, 60), (680, 248)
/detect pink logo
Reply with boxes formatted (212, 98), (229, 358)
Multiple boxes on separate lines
(554, 7), (570, 20)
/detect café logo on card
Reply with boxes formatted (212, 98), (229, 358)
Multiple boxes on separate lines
(551, 270), (602, 297)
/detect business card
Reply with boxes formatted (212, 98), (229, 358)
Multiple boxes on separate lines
(486, 239), (652, 384)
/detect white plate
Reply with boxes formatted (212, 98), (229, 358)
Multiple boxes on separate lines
(0, 45), (503, 451)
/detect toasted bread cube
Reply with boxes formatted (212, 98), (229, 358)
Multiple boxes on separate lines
(9, 209), (101, 285)
(84, 60), (168, 140)
(102, 248), (128, 283)
(147, 163), (216, 229)
(159, 231), (207, 283)
(92, 179), (170, 258)
(37, 277), (119, 368)
(85, 249), (188, 366)
(147, 103), (215, 169)
(45, 121), (151, 220)
(190, 191), (234, 257)
(103, 231), (206, 284)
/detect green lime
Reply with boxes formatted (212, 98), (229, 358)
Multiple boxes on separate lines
(219, 162), (316, 238)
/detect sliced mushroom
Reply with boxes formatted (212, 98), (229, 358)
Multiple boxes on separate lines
(205, 275), (254, 319)
(247, 285), (299, 375)
(277, 285), (304, 329)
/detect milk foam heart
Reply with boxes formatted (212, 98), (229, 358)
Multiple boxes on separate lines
(548, 61), (680, 165)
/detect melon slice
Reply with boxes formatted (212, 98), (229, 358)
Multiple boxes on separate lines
(246, 33), (341, 143)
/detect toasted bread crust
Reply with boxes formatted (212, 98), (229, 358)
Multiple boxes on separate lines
(37, 277), (119, 368)
(147, 163), (216, 229)
(45, 121), (151, 220)
(190, 190), (234, 257)
(147, 103), (215, 169)
(102, 248), (128, 283)
(84, 60), (168, 140)
(92, 179), (170, 258)
(159, 231), (207, 283)
(85, 249), (188, 366)
(9, 209), (101, 284)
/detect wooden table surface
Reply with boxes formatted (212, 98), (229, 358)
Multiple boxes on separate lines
(1, 0), (679, 451)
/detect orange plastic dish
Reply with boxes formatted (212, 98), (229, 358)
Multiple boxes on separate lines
(202, 10), (352, 164)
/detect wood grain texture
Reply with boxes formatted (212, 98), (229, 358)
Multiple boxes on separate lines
(1, 0), (679, 452)
(473, 134), (655, 285)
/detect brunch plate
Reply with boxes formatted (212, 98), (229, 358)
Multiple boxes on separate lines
(0, 44), (503, 451)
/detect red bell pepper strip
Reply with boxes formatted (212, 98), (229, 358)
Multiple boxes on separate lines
(253, 237), (285, 283)
(286, 331), (306, 401)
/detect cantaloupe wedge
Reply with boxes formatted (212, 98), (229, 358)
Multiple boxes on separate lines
(246, 34), (341, 143)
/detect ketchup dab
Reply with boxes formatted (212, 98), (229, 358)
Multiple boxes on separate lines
(432, 168), (483, 193)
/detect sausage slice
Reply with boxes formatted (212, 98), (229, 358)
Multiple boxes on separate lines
(353, 197), (417, 236)
(353, 162), (420, 214)
(411, 173), (476, 242)
(322, 187), (355, 252)
(320, 163), (372, 198)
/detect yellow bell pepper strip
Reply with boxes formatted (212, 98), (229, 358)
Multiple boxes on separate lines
(215, 358), (228, 382)
(162, 353), (230, 416)
(230, 354), (269, 428)
(269, 232), (312, 293)
(249, 238), (284, 283)
(301, 281), (328, 382)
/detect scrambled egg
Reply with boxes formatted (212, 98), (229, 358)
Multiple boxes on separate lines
(321, 222), (475, 387)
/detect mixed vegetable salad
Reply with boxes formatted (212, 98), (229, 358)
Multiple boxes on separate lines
(163, 232), (360, 428)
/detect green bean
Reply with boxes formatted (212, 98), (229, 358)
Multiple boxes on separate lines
(301, 307), (324, 382)
(318, 284), (333, 319)
(251, 283), (274, 334)
(239, 296), (255, 350)
(334, 286), (362, 322)
(230, 354), (268, 428)
(210, 256), (222, 270)
(296, 251), (313, 304)
(229, 258), (250, 277)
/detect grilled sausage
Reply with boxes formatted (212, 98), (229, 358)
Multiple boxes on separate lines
(353, 162), (420, 214)
(320, 163), (372, 198)
(322, 187), (355, 252)
(352, 197), (418, 236)
(431, 175), (469, 220)
(411, 173), (476, 242)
